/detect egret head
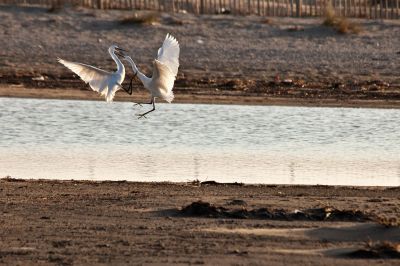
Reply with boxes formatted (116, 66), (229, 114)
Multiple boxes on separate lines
(110, 45), (127, 57)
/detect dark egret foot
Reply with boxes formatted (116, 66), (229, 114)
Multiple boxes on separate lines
(136, 98), (155, 119)
(136, 113), (148, 119)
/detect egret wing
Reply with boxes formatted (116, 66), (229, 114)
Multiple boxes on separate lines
(156, 34), (180, 77)
(57, 58), (112, 93)
(152, 59), (175, 103)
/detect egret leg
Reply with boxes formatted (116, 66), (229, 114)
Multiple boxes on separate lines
(120, 77), (134, 95)
(133, 97), (153, 107)
(117, 79), (132, 95)
(137, 98), (156, 119)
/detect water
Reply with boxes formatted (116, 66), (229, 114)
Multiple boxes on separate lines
(0, 97), (399, 186)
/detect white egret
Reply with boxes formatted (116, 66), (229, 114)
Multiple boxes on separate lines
(122, 34), (180, 118)
(57, 45), (129, 102)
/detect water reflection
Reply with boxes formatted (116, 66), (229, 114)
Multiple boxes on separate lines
(289, 162), (295, 184)
(193, 155), (200, 180)
(0, 97), (399, 186)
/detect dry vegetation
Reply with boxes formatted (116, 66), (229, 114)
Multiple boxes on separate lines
(323, 2), (362, 34)
(336, 17), (362, 34)
(119, 11), (160, 25)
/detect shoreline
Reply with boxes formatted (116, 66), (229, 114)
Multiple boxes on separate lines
(4, 177), (400, 188)
(2, 86), (400, 109)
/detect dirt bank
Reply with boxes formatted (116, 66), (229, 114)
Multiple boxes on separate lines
(1, 5), (400, 107)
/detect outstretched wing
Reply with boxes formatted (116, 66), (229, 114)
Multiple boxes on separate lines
(57, 58), (113, 94)
(156, 34), (180, 77)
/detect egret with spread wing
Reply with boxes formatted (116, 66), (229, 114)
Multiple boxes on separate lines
(123, 34), (180, 118)
(58, 45), (129, 102)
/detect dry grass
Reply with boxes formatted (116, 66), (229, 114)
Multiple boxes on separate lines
(119, 12), (160, 25)
(323, 2), (337, 27)
(323, 2), (362, 34)
(336, 18), (362, 34)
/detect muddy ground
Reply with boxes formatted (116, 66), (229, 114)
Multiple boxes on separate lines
(1, 5), (400, 107)
(1, 178), (399, 265)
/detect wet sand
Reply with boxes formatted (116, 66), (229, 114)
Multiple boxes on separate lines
(2, 85), (400, 108)
(1, 178), (399, 265)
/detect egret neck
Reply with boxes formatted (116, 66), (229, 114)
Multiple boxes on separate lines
(124, 57), (151, 89)
(109, 46), (125, 78)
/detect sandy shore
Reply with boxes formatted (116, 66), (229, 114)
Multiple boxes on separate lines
(2, 84), (400, 108)
(1, 178), (399, 265)
(1, 5), (400, 107)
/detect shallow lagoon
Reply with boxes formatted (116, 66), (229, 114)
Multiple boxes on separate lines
(0, 97), (399, 186)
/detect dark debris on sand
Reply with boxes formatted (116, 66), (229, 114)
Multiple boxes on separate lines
(179, 201), (372, 222)
(347, 241), (400, 259)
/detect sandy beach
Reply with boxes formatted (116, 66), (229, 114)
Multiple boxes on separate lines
(1, 178), (399, 265)
(0, 5), (399, 107)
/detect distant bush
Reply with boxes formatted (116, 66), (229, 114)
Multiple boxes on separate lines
(119, 12), (160, 25)
(323, 2), (362, 34)
(336, 18), (362, 34)
(322, 2), (336, 27)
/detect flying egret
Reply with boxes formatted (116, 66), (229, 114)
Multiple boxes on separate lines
(122, 34), (180, 118)
(58, 45), (130, 102)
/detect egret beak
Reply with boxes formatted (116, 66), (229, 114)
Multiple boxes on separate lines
(115, 47), (127, 57)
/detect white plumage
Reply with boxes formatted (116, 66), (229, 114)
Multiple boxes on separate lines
(58, 45), (126, 102)
(123, 34), (180, 118)
(157, 34), (180, 78)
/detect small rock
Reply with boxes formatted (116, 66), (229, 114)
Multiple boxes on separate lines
(32, 75), (45, 81)
(95, 243), (110, 248)
(282, 79), (293, 85)
(287, 26), (304, 32)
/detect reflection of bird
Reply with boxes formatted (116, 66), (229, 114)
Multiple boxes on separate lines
(58, 45), (128, 102)
(122, 34), (180, 118)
